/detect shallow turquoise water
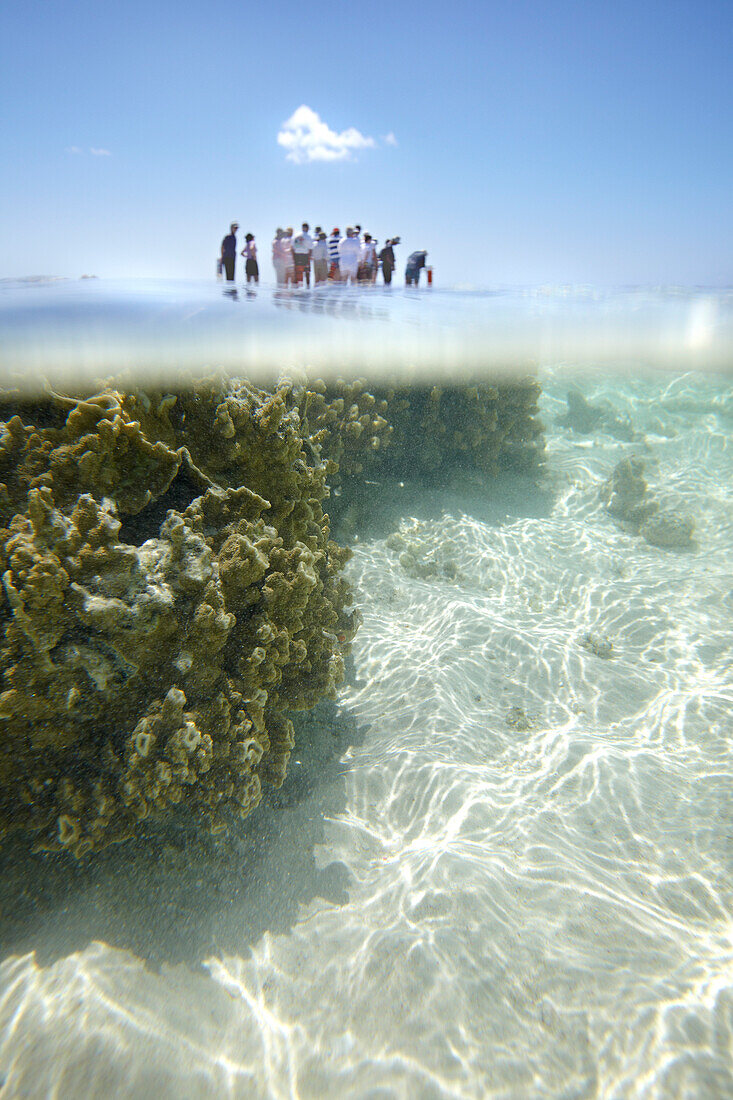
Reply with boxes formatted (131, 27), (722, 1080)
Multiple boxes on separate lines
(1, 278), (731, 385)
(0, 286), (732, 1098)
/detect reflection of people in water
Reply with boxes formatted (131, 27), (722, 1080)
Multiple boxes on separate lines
(272, 286), (388, 320)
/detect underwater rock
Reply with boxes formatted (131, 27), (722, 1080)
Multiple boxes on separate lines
(505, 706), (535, 731)
(601, 457), (696, 552)
(386, 524), (465, 584)
(640, 511), (695, 550)
(600, 457), (659, 526)
(559, 388), (638, 442)
(580, 632), (614, 659)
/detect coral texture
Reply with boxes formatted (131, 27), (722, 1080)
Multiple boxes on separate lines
(289, 378), (545, 486)
(0, 374), (544, 857)
(0, 385), (355, 856)
(601, 457), (695, 550)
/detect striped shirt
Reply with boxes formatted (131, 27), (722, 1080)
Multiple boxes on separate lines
(328, 234), (341, 266)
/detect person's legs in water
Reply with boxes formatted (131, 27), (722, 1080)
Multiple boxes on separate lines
(224, 257), (235, 281)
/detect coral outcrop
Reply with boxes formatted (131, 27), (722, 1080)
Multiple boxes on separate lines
(0, 385), (355, 857)
(558, 388), (638, 441)
(600, 457), (659, 526)
(0, 373), (545, 858)
(291, 379), (544, 485)
(600, 457), (695, 550)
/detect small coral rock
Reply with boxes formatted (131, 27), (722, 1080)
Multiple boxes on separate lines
(641, 511), (695, 549)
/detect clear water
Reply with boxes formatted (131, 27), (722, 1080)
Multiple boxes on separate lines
(1, 283), (732, 1099)
(1, 278), (732, 384)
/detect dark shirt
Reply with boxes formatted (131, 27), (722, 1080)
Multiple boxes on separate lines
(221, 233), (237, 258)
(379, 245), (395, 266)
(406, 250), (427, 272)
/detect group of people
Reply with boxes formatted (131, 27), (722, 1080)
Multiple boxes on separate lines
(219, 223), (429, 288)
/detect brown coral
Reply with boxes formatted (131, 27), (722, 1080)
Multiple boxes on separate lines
(0, 384), (355, 857)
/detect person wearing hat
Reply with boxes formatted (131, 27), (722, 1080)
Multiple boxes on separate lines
(220, 222), (239, 282)
(328, 228), (341, 280)
(312, 231), (329, 285)
(359, 233), (378, 284)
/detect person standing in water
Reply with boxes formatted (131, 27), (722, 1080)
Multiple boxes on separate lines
(405, 249), (428, 286)
(360, 234), (378, 284)
(338, 228), (361, 285)
(272, 228), (292, 286)
(379, 239), (396, 285)
(312, 231), (329, 284)
(293, 223), (314, 287)
(283, 228), (295, 285)
(241, 233), (259, 284)
(328, 228), (341, 280)
(220, 222), (239, 282)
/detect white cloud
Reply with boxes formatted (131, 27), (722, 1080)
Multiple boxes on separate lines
(277, 105), (375, 164)
(383, 132), (398, 147)
(66, 146), (112, 156)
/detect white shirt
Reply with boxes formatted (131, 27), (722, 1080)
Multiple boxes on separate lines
(293, 232), (313, 255)
(338, 236), (361, 267)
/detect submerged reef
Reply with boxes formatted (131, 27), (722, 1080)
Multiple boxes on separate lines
(558, 388), (638, 442)
(601, 457), (695, 550)
(0, 385), (355, 857)
(0, 374), (545, 857)
(290, 379), (545, 486)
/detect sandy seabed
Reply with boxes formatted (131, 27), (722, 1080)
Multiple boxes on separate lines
(1, 366), (733, 1099)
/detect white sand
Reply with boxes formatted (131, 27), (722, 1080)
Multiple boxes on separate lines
(1, 368), (733, 1098)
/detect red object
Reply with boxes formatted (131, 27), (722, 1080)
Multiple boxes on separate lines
(426, 267), (433, 286)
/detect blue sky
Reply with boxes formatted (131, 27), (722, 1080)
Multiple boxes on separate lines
(1, 0), (731, 286)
